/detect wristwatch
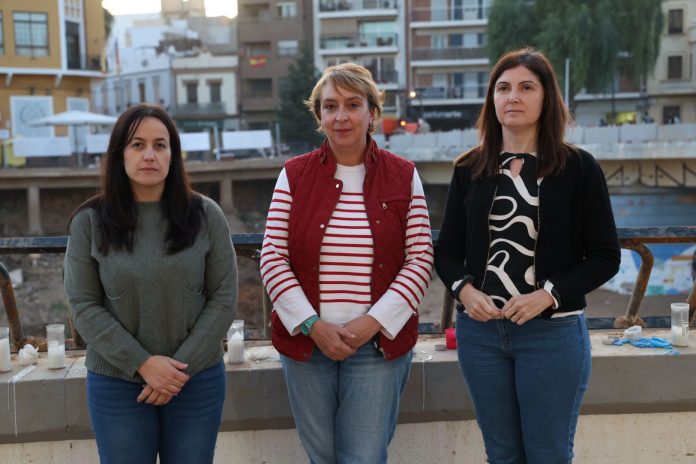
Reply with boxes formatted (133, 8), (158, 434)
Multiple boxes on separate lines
(300, 315), (320, 336)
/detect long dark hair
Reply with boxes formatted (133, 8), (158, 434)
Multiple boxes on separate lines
(69, 104), (202, 254)
(455, 47), (577, 178)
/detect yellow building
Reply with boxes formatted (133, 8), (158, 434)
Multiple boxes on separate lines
(0, 0), (105, 144)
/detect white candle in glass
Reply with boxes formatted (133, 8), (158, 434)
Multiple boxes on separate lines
(47, 340), (66, 369)
(0, 337), (12, 372)
(227, 332), (245, 364)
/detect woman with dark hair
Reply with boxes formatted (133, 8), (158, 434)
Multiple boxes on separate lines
(434, 48), (620, 462)
(64, 104), (237, 463)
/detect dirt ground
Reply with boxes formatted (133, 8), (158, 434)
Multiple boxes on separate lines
(0, 251), (683, 340)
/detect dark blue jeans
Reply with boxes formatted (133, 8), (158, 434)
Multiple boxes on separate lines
(86, 362), (226, 464)
(456, 312), (591, 464)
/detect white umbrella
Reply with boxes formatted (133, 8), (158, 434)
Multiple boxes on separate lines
(29, 110), (117, 126)
(29, 110), (117, 166)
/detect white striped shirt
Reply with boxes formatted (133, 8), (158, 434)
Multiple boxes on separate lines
(261, 164), (433, 339)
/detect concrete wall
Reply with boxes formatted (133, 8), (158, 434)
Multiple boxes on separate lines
(1, 334), (696, 462)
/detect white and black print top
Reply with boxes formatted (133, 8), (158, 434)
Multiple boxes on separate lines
(481, 153), (541, 309)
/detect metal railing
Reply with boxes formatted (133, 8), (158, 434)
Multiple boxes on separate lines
(1, 227), (695, 350)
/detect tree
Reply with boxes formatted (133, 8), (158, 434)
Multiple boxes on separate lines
(277, 46), (323, 155)
(487, 0), (663, 100)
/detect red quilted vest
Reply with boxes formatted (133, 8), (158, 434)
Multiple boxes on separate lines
(271, 137), (418, 361)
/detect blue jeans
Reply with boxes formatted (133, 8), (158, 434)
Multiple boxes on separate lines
(456, 312), (591, 464)
(281, 343), (412, 464)
(86, 362), (226, 464)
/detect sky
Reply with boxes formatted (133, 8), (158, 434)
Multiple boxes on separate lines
(101, 0), (236, 18)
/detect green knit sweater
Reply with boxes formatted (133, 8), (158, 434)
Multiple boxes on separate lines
(64, 196), (238, 382)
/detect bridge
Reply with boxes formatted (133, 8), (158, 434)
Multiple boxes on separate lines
(1, 134), (695, 235)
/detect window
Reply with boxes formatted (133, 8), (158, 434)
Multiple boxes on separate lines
(277, 40), (298, 57)
(668, 9), (683, 34)
(66, 21), (80, 68)
(123, 79), (132, 106)
(246, 42), (271, 57)
(14, 12), (49, 57)
(186, 82), (198, 103)
(244, 79), (273, 97)
(152, 76), (161, 104)
(667, 56), (682, 80)
(0, 12), (4, 55)
(662, 106), (681, 124)
(138, 80), (146, 103)
(209, 81), (221, 103)
(277, 2), (297, 18)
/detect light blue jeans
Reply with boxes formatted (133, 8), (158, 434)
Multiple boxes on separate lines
(281, 343), (412, 464)
(456, 311), (591, 464)
(86, 362), (226, 464)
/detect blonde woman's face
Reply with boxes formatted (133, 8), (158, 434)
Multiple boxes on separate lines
(320, 84), (374, 157)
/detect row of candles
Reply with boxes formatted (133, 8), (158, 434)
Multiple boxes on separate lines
(1, 309), (687, 372)
(0, 324), (66, 372)
(0, 319), (249, 373)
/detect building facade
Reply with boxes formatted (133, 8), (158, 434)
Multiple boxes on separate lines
(573, 0), (696, 126)
(407, 0), (490, 131)
(314, 0), (405, 124)
(0, 0), (105, 142)
(94, 12), (239, 132)
(237, 0), (313, 129)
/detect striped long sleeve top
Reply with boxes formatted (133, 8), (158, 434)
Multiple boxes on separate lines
(261, 163), (433, 339)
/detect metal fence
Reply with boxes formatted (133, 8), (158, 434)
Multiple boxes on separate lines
(1, 227), (695, 350)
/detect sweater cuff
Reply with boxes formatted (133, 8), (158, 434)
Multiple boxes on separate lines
(451, 275), (475, 302)
(541, 280), (561, 309)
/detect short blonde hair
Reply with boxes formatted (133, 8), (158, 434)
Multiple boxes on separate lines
(305, 63), (385, 134)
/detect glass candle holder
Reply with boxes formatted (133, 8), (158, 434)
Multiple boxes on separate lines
(0, 327), (12, 373)
(46, 324), (66, 369)
(227, 320), (245, 364)
(670, 303), (690, 347)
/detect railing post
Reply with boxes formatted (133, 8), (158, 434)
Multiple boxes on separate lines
(262, 289), (272, 339)
(615, 243), (652, 328)
(0, 263), (25, 350)
(441, 291), (454, 330)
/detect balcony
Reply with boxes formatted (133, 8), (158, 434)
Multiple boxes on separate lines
(369, 69), (398, 85)
(319, 0), (398, 13)
(170, 102), (229, 119)
(660, 79), (696, 93)
(411, 5), (490, 23)
(412, 47), (487, 62)
(413, 85), (486, 101)
(320, 33), (398, 52)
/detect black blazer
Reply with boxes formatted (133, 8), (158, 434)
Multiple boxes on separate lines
(434, 148), (620, 316)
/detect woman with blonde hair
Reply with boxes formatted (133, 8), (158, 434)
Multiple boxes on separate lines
(261, 63), (433, 463)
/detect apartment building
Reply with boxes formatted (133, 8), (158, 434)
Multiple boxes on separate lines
(314, 0), (405, 123)
(408, 0), (490, 131)
(646, 1), (696, 124)
(0, 0), (105, 140)
(237, 0), (313, 129)
(574, 1), (696, 125)
(94, 12), (239, 132)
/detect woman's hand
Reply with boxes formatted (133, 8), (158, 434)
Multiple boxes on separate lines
(458, 284), (501, 322)
(137, 385), (174, 405)
(502, 290), (554, 325)
(342, 315), (381, 350)
(309, 320), (357, 361)
(137, 355), (190, 397)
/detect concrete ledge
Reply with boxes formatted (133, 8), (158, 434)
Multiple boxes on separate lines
(1, 330), (695, 445)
